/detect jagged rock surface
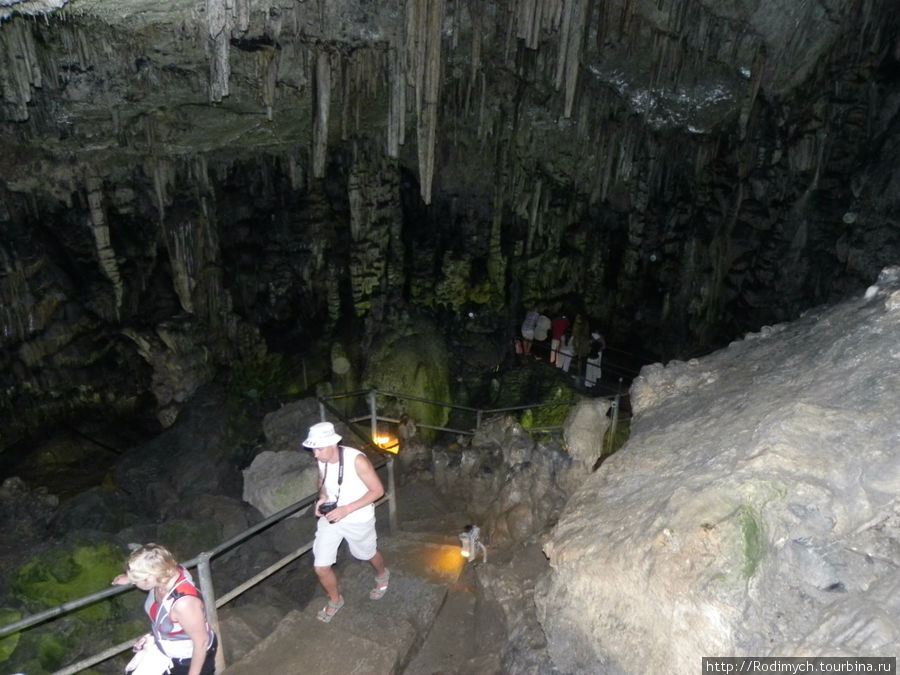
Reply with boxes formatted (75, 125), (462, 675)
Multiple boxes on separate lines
(535, 267), (900, 673)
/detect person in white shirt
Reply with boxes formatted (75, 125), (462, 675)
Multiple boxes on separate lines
(303, 421), (390, 623)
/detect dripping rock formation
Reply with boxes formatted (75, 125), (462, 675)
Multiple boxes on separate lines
(0, 1), (898, 498)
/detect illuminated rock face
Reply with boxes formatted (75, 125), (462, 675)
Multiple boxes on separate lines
(0, 1), (898, 443)
(535, 268), (900, 672)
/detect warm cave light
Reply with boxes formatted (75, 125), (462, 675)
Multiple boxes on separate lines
(375, 434), (400, 454)
(458, 525), (487, 563)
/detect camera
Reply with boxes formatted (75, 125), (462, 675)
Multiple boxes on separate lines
(319, 502), (338, 515)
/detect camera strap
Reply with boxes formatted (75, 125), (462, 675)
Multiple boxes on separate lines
(321, 446), (344, 502)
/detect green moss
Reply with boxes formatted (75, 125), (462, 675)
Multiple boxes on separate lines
(3, 630), (74, 675)
(11, 542), (125, 622)
(0, 608), (22, 663)
(364, 322), (452, 442)
(739, 505), (765, 579)
(112, 618), (148, 644)
(35, 633), (68, 671)
(520, 386), (574, 429)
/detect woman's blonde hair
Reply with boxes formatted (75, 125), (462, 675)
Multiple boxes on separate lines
(126, 543), (179, 583)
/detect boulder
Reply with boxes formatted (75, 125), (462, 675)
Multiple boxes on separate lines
(433, 416), (573, 549)
(260, 398), (322, 454)
(562, 398), (611, 479)
(242, 450), (319, 518)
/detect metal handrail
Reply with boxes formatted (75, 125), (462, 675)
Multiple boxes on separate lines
(319, 387), (623, 436)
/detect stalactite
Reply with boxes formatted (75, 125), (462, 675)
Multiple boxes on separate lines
(0, 249), (31, 346)
(206, 0), (232, 102)
(488, 169), (508, 310)
(515, 0), (569, 50)
(477, 70), (487, 140)
(312, 48), (332, 179)
(234, 0), (251, 33)
(463, 3), (483, 115)
(0, 18), (41, 121)
(287, 152), (305, 191)
(555, 0), (589, 118)
(167, 219), (197, 314)
(517, 0), (540, 49)
(326, 265), (341, 322)
(554, 0), (572, 89)
(340, 55), (350, 142)
(526, 178), (543, 255)
(86, 175), (123, 318)
(407, 0), (445, 205)
(590, 128), (618, 204)
(258, 47), (278, 121)
(739, 44), (766, 140)
(387, 46), (406, 158)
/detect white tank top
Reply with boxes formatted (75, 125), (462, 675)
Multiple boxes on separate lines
(319, 445), (376, 523)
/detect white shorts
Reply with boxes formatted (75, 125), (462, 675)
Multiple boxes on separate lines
(313, 516), (378, 567)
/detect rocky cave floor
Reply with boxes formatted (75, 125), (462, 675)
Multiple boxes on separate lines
(223, 473), (528, 675)
(1, 417), (553, 675)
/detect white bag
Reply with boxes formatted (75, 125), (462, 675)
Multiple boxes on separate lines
(125, 638), (172, 675)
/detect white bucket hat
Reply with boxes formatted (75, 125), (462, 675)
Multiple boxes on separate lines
(303, 421), (342, 448)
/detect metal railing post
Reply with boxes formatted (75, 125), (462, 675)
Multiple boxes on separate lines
(387, 456), (398, 533)
(368, 389), (378, 442)
(196, 552), (226, 674)
(606, 393), (620, 456)
(318, 399), (327, 421)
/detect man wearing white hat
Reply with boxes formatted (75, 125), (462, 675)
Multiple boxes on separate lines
(303, 421), (390, 623)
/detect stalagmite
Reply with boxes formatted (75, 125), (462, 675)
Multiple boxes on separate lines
(312, 49), (332, 179)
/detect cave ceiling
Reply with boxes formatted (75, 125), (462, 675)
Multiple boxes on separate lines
(0, 0), (898, 445)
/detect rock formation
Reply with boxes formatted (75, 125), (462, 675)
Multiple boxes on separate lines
(1, 0), (898, 450)
(535, 267), (900, 672)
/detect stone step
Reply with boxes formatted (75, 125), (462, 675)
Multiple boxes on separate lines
(221, 532), (466, 675)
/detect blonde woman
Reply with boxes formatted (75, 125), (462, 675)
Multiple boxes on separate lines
(112, 544), (217, 675)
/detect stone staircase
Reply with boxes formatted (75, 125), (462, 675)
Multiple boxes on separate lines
(222, 482), (471, 675)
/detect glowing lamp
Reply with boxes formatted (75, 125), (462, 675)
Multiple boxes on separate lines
(458, 525), (487, 563)
(375, 434), (400, 454)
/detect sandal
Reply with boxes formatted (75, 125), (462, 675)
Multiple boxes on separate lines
(316, 596), (344, 623)
(369, 568), (390, 600)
